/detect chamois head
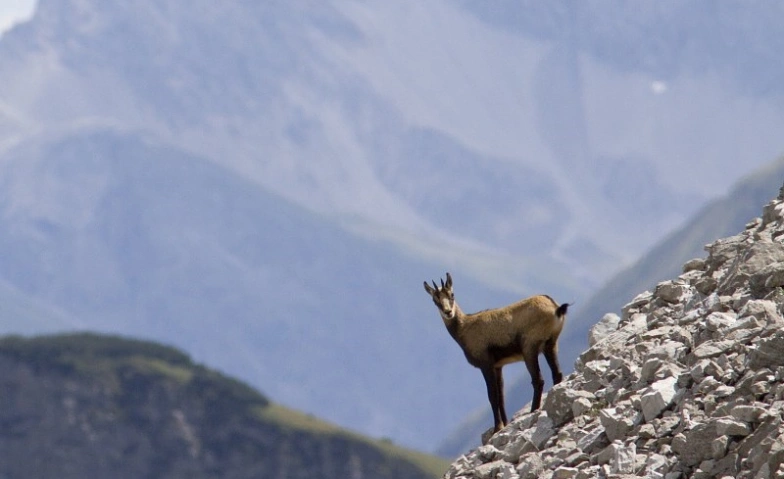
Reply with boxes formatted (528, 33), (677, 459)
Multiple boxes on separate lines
(423, 272), (457, 320)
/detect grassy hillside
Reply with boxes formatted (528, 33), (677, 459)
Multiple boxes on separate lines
(0, 332), (449, 479)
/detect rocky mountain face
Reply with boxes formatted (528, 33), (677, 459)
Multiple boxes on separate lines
(443, 185), (784, 478)
(437, 159), (784, 457)
(0, 333), (447, 479)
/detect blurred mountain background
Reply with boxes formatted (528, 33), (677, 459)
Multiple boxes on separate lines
(0, 0), (782, 453)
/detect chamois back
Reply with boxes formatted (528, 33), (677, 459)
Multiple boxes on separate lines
(458, 295), (565, 363)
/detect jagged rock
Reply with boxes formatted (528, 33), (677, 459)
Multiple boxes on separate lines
(672, 421), (719, 467)
(571, 397), (593, 418)
(683, 258), (707, 273)
(715, 418), (751, 437)
(690, 339), (735, 361)
(641, 358), (664, 382)
(711, 436), (730, 460)
(500, 434), (537, 463)
(638, 423), (656, 440)
(731, 404), (769, 423)
(599, 405), (636, 442)
(597, 440), (637, 474)
(544, 386), (595, 427)
(516, 453), (545, 479)
(563, 450), (589, 468)
(612, 442), (637, 475)
(641, 377), (678, 422)
(721, 242), (784, 294)
(645, 453), (669, 478)
(529, 415), (556, 449)
(474, 460), (514, 479)
(443, 188), (784, 479)
(739, 299), (781, 324)
(481, 427), (496, 446)
(589, 313), (620, 346)
(576, 426), (609, 454)
(551, 466), (578, 479)
(705, 311), (737, 331)
(694, 276), (718, 295)
(749, 330), (784, 369)
(656, 281), (692, 304)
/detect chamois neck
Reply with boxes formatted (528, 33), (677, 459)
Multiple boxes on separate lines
(442, 301), (465, 341)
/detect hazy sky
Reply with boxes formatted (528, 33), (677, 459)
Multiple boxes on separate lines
(0, 0), (36, 35)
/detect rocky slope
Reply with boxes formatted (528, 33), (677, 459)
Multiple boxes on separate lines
(437, 158), (784, 458)
(565, 157), (784, 369)
(444, 184), (784, 478)
(0, 333), (448, 479)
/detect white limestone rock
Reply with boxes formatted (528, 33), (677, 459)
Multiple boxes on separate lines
(641, 377), (678, 422)
(516, 453), (545, 479)
(715, 418), (751, 437)
(731, 404), (769, 423)
(655, 281), (691, 304)
(543, 386), (595, 427)
(588, 313), (620, 346)
(749, 330), (784, 369)
(599, 406), (636, 442)
(529, 415), (556, 450)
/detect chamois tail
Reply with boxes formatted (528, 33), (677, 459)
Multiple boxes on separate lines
(556, 303), (570, 318)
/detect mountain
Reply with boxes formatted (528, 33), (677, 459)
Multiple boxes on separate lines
(0, 128), (535, 450)
(0, 332), (448, 479)
(443, 183), (784, 478)
(437, 158), (784, 457)
(1, 0), (784, 451)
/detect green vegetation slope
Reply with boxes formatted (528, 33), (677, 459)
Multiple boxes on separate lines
(0, 333), (448, 479)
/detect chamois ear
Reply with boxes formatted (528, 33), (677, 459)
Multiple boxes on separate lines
(445, 272), (453, 290)
(424, 281), (435, 295)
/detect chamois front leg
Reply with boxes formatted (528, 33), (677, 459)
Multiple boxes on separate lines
(543, 338), (563, 385)
(523, 345), (544, 412)
(495, 366), (508, 427)
(481, 366), (504, 432)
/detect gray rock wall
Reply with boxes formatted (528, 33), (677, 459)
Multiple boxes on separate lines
(444, 184), (784, 478)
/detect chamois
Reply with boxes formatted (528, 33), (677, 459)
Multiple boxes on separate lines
(424, 272), (568, 433)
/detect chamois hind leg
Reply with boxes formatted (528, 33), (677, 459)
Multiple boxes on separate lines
(543, 338), (563, 385)
(495, 366), (508, 426)
(523, 344), (544, 412)
(481, 366), (504, 432)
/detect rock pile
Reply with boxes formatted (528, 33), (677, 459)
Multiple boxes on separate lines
(444, 185), (784, 479)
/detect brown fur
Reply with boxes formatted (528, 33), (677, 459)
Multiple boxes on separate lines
(424, 272), (568, 433)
